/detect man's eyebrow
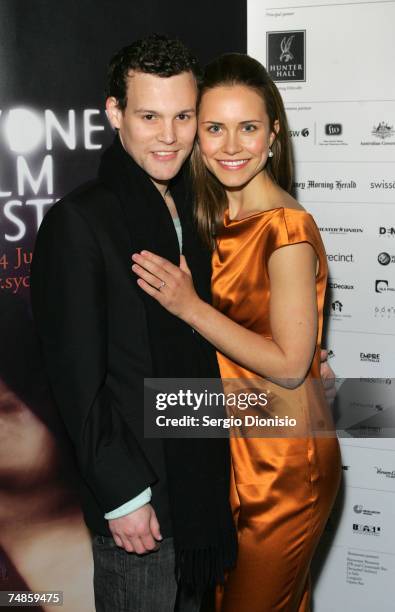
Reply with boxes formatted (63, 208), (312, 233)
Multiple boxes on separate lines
(134, 108), (160, 114)
(134, 108), (196, 114)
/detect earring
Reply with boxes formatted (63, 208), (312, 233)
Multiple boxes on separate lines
(268, 148), (274, 158)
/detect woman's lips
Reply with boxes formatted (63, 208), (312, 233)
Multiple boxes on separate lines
(216, 159), (250, 170)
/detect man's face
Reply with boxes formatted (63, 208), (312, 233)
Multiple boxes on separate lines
(106, 71), (198, 191)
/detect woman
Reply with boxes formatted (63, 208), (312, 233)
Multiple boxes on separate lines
(132, 53), (341, 611)
(0, 295), (95, 611)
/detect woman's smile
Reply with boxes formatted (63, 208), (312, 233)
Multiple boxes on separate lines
(215, 158), (251, 170)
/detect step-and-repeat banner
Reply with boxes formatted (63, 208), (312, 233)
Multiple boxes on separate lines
(1, 0), (393, 608)
(248, 0), (395, 609)
(0, 2), (245, 610)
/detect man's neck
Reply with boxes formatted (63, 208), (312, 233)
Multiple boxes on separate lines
(151, 177), (170, 198)
(149, 177), (178, 219)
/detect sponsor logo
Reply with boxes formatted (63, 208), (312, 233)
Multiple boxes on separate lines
(372, 122), (395, 140)
(325, 123), (342, 136)
(361, 121), (395, 146)
(319, 226), (363, 235)
(353, 504), (381, 517)
(376, 280), (388, 293)
(360, 352), (380, 363)
(294, 181), (356, 191)
(374, 305), (395, 319)
(359, 378), (392, 385)
(319, 123), (348, 146)
(327, 349), (335, 359)
(375, 466), (395, 478)
(378, 252), (395, 265)
(379, 226), (395, 236)
(370, 180), (395, 190)
(376, 280), (395, 293)
(327, 299), (351, 320)
(329, 281), (355, 290)
(350, 426), (382, 436)
(342, 465), (350, 470)
(267, 30), (306, 82)
(353, 523), (381, 536)
(289, 127), (309, 137)
(349, 401), (384, 411)
(327, 253), (354, 262)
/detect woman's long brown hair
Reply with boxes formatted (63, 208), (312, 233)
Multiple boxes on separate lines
(190, 53), (294, 249)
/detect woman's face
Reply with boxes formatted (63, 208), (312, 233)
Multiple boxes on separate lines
(197, 84), (278, 189)
(0, 379), (59, 486)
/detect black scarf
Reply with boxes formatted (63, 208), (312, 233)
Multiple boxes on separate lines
(98, 137), (237, 589)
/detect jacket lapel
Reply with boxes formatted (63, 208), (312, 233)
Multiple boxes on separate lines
(98, 137), (180, 266)
(171, 163), (213, 303)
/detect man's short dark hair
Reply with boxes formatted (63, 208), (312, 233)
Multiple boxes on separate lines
(106, 33), (202, 110)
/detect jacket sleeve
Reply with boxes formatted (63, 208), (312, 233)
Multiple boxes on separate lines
(30, 200), (157, 513)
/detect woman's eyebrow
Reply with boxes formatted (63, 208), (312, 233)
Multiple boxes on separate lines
(200, 119), (263, 124)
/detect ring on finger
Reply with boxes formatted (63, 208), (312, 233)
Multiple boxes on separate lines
(158, 280), (166, 290)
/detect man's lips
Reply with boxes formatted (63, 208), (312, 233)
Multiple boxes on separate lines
(216, 159), (251, 170)
(151, 151), (179, 161)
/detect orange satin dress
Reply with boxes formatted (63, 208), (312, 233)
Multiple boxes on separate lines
(212, 207), (341, 612)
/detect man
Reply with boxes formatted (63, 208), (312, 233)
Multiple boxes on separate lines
(31, 34), (335, 611)
(31, 35), (236, 612)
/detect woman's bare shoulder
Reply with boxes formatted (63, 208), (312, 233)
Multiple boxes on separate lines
(279, 191), (305, 212)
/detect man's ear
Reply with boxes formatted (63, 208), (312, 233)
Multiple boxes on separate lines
(106, 97), (122, 130)
(269, 119), (280, 147)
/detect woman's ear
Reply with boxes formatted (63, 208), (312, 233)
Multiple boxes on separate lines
(270, 119), (280, 147)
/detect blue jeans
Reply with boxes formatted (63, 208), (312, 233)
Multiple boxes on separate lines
(92, 536), (202, 612)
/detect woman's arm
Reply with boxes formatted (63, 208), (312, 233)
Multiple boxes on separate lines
(132, 242), (318, 388)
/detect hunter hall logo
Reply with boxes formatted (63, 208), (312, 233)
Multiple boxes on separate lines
(267, 31), (306, 82)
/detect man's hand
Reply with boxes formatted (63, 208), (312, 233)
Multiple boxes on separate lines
(108, 503), (162, 554)
(320, 349), (336, 405)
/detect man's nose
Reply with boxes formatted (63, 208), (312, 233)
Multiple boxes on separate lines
(158, 121), (176, 145)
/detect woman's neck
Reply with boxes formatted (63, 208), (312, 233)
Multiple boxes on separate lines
(226, 170), (278, 220)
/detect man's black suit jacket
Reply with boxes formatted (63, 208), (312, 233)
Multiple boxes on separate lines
(30, 161), (218, 537)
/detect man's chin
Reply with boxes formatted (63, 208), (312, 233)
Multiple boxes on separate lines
(146, 163), (185, 183)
